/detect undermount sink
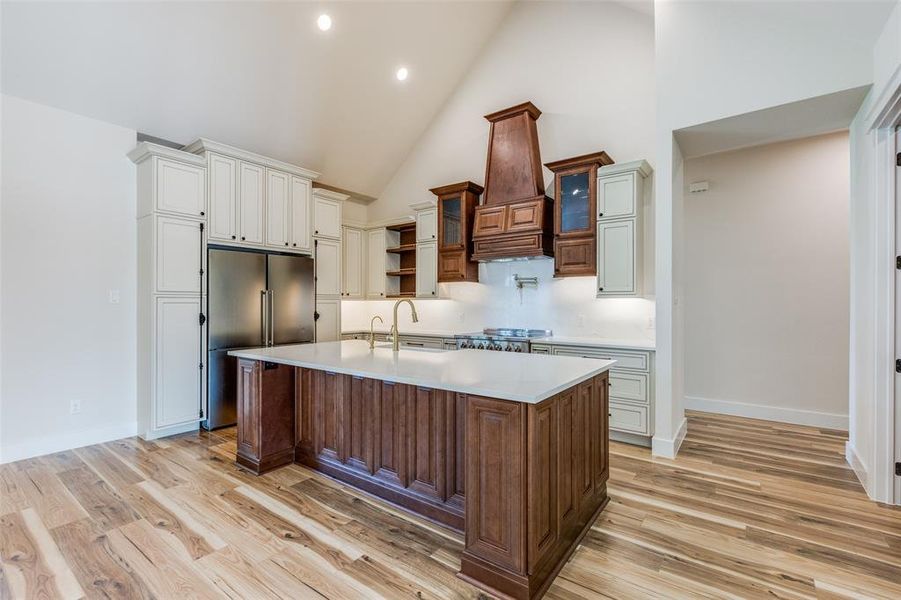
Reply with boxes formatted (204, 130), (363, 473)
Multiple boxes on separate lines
(373, 342), (446, 353)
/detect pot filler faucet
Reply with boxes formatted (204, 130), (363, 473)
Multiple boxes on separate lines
(389, 299), (419, 352)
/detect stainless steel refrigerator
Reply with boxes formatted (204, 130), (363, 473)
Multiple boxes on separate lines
(205, 247), (315, 430)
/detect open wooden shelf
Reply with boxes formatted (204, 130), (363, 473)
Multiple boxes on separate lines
(386, 243), (417, 253)
(386, 268), (416, 277)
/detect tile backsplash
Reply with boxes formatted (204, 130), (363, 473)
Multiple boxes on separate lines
(341, 259), (656, 340)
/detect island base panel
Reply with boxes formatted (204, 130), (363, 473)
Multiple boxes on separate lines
(235, 361), (609, 599)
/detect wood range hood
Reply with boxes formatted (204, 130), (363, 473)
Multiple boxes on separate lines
(471, 102), (554, 261)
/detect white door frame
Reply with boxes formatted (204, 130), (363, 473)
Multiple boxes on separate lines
(869, 72), (901, 505)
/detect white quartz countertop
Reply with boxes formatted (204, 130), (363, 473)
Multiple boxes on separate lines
(532, 336), (656, 351)
(229, 340), (614, 404)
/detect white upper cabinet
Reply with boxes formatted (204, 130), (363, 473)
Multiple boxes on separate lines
(290, 176), (312, 253)
(155, 296), (203, 429)
(597, 160), (651, 221)
(597, 219), (638, 296)
(416, 241), (438, 298)
(342, 226), (364, 299)
(155, 215), (204, 295)
(313, 193), (342, 240)
(238, 161), (265, 245)
(366, 228), (387, 299)
(416, 208), (438, 242)
(207, 153), (237, 242)
(155, 157), (206, 219)
(265, 169), (290, 249)
(315, 237), (342, 297)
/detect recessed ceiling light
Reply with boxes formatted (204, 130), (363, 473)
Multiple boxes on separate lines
(396, 67), (409, 81)
(317, 14), (332, 31)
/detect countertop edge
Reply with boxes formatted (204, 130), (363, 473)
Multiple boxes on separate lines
(228, 348), (613, 404)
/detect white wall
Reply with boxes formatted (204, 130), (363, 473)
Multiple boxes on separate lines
(654, 0), (890, 456)
(683, 132), (850, 429)
(342, 260), (656, 341)
(0, 95), (137, 462)
(371, 0), (655, 222)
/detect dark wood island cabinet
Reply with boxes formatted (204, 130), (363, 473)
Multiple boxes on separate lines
(233, 343), (610, 600)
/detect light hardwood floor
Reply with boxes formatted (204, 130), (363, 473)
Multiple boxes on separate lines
(2, 410), (900, 599)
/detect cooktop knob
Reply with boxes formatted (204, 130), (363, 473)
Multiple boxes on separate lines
(513, 346), (522, 352)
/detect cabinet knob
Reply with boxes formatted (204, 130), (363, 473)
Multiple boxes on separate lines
(293, 243), (296, 247)
(598, 287), (604, 291)
(599, 212), (603, 217)
(241, 236), (246, 241)
(200, 211), (205, 216)
(315, 230), (319, 234)
(432, 234), (435, 238)
(431, 291), (435, 295)
(285, 242), (289, 246)
(232, 235), (236, 240)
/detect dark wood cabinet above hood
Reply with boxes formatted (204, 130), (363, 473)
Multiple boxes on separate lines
(471, 102), (555, 261)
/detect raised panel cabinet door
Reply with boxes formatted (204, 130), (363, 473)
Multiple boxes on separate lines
(155, 297), (202, 429)
(366, 229), (387, 299)
(236, 359), (260, 460)
(207, 153), (237, 241)
(597, 219), (636, 295)
(312, 370), (345, 463)
(238, 161), (265, 245)
(574, 382), (594, 510)
(506, 200), (543, 232)
(406, 387), (446, 501)
(374, 381), (408, 487)
(591, 375), (610, 493)
(597, 172), (636, 220)
(416, 208), (437, 242)
(155, 157), (206, 218)
(342, 227), (364, 299)
(155, 215), (203, 294)
(554, 237), (596, 277)
(557, 390), (576, 527)
(315, 297), (340, 342)
(313, 196), (342, 240)
(472, 205), (506, 236)
(445, 393), (466, 509)
(415, 241), (438, 298)
(290, 176), (312, 252)
(265, 169), (290, 249)
(345, 376), (376, 474)
(464, 395), (526, 574)
(315, 238), (342, 297)
(528, 398), (558, 571)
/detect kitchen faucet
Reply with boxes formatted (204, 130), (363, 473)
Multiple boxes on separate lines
(368, 315), (383, 349)
(388, 299), (419, 351)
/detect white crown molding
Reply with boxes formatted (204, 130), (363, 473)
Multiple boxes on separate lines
(313, 188), (350, 202)
(598, 159), (653, 178)
(409, 199), (437, 211)
(184, 138), (321, 180)
(127, 141), (206, 167)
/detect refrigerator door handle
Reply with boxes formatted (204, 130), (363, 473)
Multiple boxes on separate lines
(268, 290), (275, 347)
(261, 290), (269, 346)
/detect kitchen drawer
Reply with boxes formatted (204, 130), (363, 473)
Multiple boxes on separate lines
(609, 401), (648, 435)
(551, 346), (649, 372)
(609, 372), (648, 404)
(530, 344), (551, 355)
(397, 335), (444, 350)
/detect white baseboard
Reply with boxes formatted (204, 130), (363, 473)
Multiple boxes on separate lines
(0, 421), (138, 464)
(845, 441), (869, 493)
(684, 395), (848, 430)
(651, 417), (688, 459)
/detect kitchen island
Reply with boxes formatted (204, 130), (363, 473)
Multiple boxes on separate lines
(229, 340), (613, 600)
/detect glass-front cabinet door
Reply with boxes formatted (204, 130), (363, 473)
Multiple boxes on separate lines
(440, 196), (463, 249)
(559, 171), (591, 234)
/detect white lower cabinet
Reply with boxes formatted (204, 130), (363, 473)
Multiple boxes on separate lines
(342, 226), (364, 299)
(416, 241), (438, 298)
(316, 297), (341, 342)
(531, 341), (655, 445)
(155, 297), (204, 429)
(316, 238), (342, 297)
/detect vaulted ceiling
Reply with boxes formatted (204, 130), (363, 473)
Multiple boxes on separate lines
(0, 1), (513, 197)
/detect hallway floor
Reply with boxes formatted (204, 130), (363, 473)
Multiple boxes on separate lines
(1, 411), (900, 599)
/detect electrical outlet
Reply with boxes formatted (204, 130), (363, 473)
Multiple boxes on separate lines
(108, 289), (120, 304)
(70, 399), (82, 415)
(647, 316), (655, 329)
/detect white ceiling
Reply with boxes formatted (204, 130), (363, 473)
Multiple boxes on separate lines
(0, 1), (513, 197)
(674, 86), (871, 159)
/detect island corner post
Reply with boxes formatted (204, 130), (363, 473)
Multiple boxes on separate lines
(234, 357), (609, 600)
